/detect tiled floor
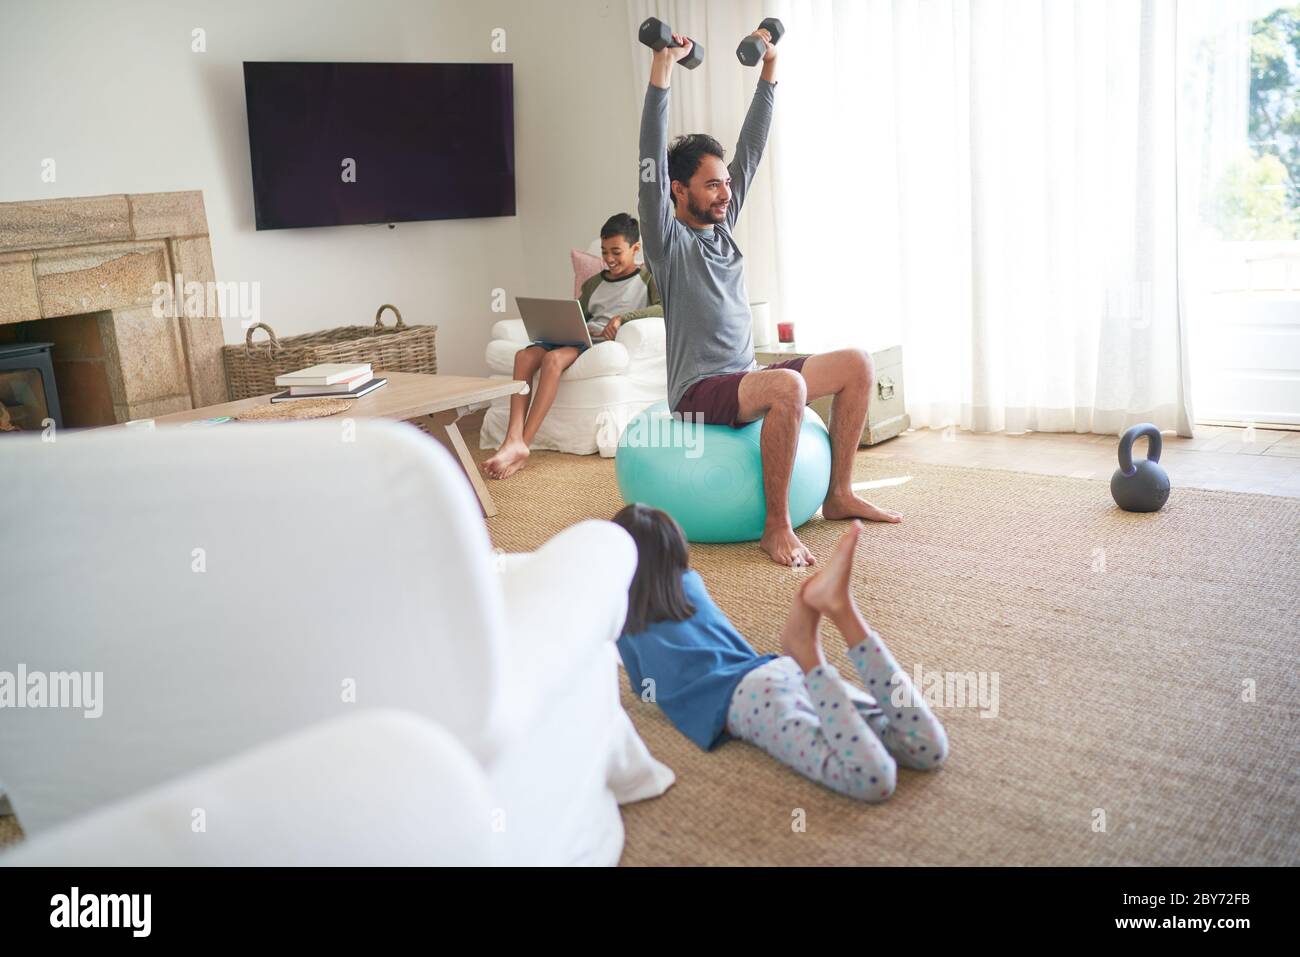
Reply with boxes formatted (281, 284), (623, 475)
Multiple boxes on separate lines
(873, 424), (1300, 497)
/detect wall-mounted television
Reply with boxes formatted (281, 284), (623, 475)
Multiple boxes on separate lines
(243, 61), (515, 230)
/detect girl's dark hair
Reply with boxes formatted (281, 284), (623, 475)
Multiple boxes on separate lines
(600, 212), (639, 244)
(611, 504), (696, 635)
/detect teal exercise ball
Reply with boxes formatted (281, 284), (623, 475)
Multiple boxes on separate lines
(615, 401), (832, 543)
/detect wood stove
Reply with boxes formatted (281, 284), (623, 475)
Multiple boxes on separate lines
(0, 342), (61, 433)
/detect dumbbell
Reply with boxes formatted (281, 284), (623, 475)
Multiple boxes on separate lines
(639, 16), (704, 70)
(736, 17), (785, 66)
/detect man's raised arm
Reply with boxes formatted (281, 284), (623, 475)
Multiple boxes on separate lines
(639, 39), (694, 262)
(726, 32), (779, 229)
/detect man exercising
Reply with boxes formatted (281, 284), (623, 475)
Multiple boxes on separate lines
(638, 27), (901, 567)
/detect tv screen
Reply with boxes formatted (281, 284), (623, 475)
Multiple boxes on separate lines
(243, 61), (515, 230)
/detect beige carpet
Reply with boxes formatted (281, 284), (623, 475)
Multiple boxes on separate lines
(479, 442), (1300, 866)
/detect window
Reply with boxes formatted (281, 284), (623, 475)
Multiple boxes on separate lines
(1211, 3), (1300, 241)
(1186, 2), (1300, 428)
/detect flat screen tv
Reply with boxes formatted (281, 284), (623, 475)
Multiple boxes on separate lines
(243, 61), (515, 230)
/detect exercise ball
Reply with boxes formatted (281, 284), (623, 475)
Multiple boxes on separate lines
(615, 401), (832, 543)
(1110, 423), (1170, 512)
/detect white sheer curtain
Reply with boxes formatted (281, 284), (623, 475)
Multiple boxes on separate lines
(628, 0), (1199, 435)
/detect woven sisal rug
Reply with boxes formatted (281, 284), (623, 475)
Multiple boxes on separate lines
(479, 442), (1300, 866)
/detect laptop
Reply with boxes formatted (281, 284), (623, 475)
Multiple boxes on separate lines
(516, 297), (594, 349)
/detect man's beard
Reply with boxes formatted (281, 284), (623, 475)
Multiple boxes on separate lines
(688, 197), (725, 225)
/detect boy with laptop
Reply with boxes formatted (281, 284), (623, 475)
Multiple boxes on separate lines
(482, 213), (663, 480)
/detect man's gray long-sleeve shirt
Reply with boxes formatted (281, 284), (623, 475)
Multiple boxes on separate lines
(638, 79), (776, 411)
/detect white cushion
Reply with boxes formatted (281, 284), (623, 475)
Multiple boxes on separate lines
(494, 521), (634, 733)
(1, 711), (500, 867)
(494, 523), (674, 808)
(617, 317), (666, 361)
(491, 318), (530, 344)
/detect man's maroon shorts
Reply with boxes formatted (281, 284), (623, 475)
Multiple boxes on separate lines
(672, 356), (809, 428)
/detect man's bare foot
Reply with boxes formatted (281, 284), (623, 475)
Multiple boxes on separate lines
(801, 520), (861, 620)
(482, 439), (530, 480)
(780, 580), (825, 673)
(761, 523), (815, 567)
(822, 491), (902, 523)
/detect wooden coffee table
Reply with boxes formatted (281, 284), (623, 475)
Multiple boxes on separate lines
(135, 372), (526, 517)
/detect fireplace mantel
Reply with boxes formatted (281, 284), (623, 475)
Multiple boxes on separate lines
(0, 191), (228, 422)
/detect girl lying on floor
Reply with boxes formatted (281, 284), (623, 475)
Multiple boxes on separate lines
(611, 504), (948, 802)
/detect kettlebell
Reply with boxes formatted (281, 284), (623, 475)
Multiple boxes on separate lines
(1110, 423), (1170, 512)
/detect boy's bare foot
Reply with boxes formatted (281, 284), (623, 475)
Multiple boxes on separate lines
(761, 523), (815, 567)
(482, 439), (530, 480)
(801, 520), (861, 620)
(780, 580), (825, 673)
(822, 492), (902, 523)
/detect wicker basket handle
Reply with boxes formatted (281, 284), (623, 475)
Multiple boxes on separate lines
(374, 304), (406, 331)
(244, 322), (281, 352)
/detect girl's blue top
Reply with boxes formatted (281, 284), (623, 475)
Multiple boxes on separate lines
(616, 570), (777, 750)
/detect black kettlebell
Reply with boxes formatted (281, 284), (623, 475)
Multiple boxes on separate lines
(1110, 423), (1170, 512)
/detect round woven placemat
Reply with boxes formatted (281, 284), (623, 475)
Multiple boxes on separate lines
(234, 398), (354, 421)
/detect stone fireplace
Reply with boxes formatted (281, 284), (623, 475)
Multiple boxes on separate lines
(0, 191), (228, 428)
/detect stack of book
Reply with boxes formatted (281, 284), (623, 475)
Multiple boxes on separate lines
(270, 363), (388, 403)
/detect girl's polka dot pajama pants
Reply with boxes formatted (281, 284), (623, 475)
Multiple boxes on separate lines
(725, 627), (949, 802)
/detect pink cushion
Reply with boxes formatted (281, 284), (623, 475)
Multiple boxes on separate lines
(571, 249), (604, 299)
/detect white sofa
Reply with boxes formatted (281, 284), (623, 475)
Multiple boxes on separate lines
(0, 418), (672, 865)
(480, 316), (668, 457)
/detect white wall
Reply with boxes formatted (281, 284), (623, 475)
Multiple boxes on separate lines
(0, 0), (642, 377)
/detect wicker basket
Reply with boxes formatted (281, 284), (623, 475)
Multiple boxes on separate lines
(223, 304), (438, 400)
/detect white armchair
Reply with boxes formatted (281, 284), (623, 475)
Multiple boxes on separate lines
(480, 316), (667, 458)
(2, 711), (503, 866)
(0, 418), (672, 865)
